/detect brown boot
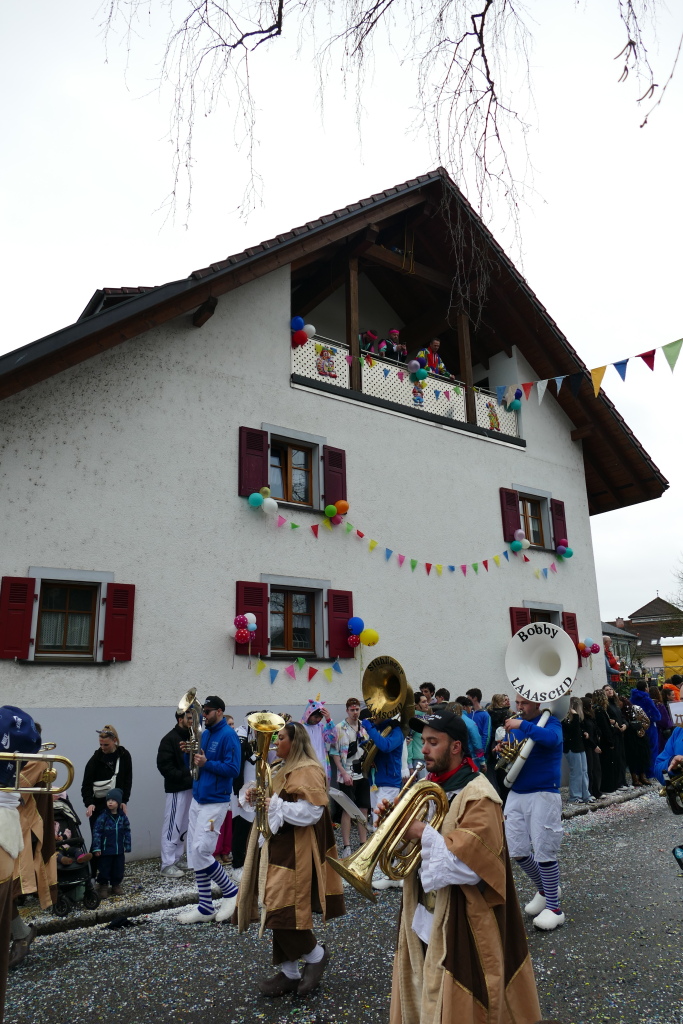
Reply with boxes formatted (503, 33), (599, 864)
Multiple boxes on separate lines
(95, 883), (109, 898)
(8, 925), (37, 970)
(258, 972), (300, 997)
(111, 885), (123, 896)
(297, 946), (330, 996)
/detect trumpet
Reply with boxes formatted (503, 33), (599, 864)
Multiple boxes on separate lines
(248, 712), (285, 840)
(0, 751), (75, 795)
(327, 763), (448, 902)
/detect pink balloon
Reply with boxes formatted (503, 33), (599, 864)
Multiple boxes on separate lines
(234, 614), (248, 629)
(558, 538), (568, 548)
(330, 514), (343, 525)
(514, 529), (526, 542)
(591, 643), (601, 654)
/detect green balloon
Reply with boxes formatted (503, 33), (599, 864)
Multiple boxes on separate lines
(510, 540), (523, 552)
(416, 368), (428, 381)
(324, 505), (337, 517)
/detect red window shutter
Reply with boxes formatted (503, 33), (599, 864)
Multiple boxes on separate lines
(561, 612), (581, 671)
(327, 589), (353, 659)
(238, 427), (269, 497)
(103, 584), (135, 661)
(0, 577), (36, 660)
(499, 488), (521, 542)
(509, 606), (531, 636)
(236, 581), (269, 657)
(550, 499), (568, 547)
(322, 446), (347, 506)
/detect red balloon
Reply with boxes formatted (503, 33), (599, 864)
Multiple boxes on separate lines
(580, 648), (591, 659)
(347, 634), (361, 647)
(558, 538), (568, 548)
(330, 514), (343, 525)
(292, 330), (308, 347)
(235, 628), (250, 644)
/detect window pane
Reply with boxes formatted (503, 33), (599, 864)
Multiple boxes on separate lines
(68, 588), (93, 612)
(291, 448), (309, 468)
(291, 468), (310, 504)
(292, 616), (312, 649)
(42, 586), (68, 610)
(270, 591), (285, 612)
(270, 448), (284, 499)
(529, 518), (543, 545)
(270, 614), (285, 649)
(66, 613), (91, 650)
(39, 612), (64, 648)
(291, 592), (311, 614)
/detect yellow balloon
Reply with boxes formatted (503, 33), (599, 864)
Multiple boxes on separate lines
(359, 628), (380, 647)
(259, 486), (271, 498)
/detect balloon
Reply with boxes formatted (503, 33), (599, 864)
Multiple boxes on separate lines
(292, 329), (308, 347)
(261, 497), (279, 515)
(583, 638), (593, 648)
(245, 613), (256, 624)
(514, 529), (526, 541)
(580, 648), (591, 659)
(416, 368), (428, 381)
(347, 617), (365, 634)
(259, 486), (271, 498)
(247, 622), (257, 632)
(227, 624), (237, 638)
(407, 360), (420, 373)
(514, 388), (523, 400)
(556, 545), (567, 556)
(577, 642), (586, 651)
(558, 538), (568, 548)
(563, 547), (574, 558)
(508, 399), (521, 411)
(234, 628), (250, 644)
(591, 643), (601, 654)
(417, 358), (427, 369)
(510, 540), (523, 552)
(291, 316), (305, 331)
(520, 539), (531, 550)
(359, 628), (380, 646)
(248, 492), (264, 508)
(324, 504), (337, 518)
(335, 500), (350, 515)
(330, 514), (342, 525)
(234, 615), (248, 629)
(303, 324), (316, 338)
(347, 634), (361, 648)
(409, 372), (418, 383)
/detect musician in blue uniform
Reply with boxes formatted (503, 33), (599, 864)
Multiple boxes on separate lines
(502, 696), (565, 931)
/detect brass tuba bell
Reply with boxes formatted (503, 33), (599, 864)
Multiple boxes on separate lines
(359, 655), (414, 777)
(247, 712), (285, 839)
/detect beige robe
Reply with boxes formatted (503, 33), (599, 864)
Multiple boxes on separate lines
(12, 762), (57, 910)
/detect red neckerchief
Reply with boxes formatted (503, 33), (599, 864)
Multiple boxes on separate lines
(427, 757), (478, 784)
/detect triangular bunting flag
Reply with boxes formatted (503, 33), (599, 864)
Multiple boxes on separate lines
(385, 548), (393, 561)
(383, 367), (390, 378)
(310, 524), (319, 538)
(568, 371), (584, 398)
(448, 565), (455, 572)
(550, 562), (557, 573)
(638, 349), (656, 371)
(454, 386), (462, 396)
(523, 554), (530, 562)
(482, 560), (488, 571)
(321, 516), (333, 531)
(534, 569), (541, 579)
(332, 660), (343, 674)
(434, 390), (440, 399)
(435, 564), (442, 576)
(521, 382), (533, 400)
(460, 565), (467, 576)
(496, 386), (507, 406)
(472, 563), (479, 574)
(425, 563), (432, 575)
(277, 515), (287, 527)
(590, 366), (607, 396)
(345, 522), (354, 534)
(368, 539), (378, 552)
(285, 664), (297, 679)
(255, 659), (267, 675)
(410, 559), (418, 572)
(397, 371), (405, 382)
(296, 656), (306, 670)
(554, 376), (565, 394)
(345, 354), (353, 365)
(308, 666), (318, 681)
(290, 522), (300, 529)
(397, 554), (406, 567)
(542, 568), (549, 579)
(493, 555), (500, 567)
(502, 551), (509, 561)
(662, 339), (683, 372)
(444, 390), (450, 400)
(503, 384), (516, 406)
(356, 530), (365, 539)
(323, 668), (333, 683)
(537, 380), (548, 404)
(613, 359), (628, 381)
(269, 668), (278, 684)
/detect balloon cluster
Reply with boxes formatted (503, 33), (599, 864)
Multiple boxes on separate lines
(577, 637), (601, 660)
(504, 388), (522, 413)
(406, 357), (428, 390)
(509, 528), (531, 553)
(228, 612), (257, 645)
(247, 485), (279, 516)
(555, 537), (574, 559)
(347, 616), (379, 649)
(291, 316), (316, 349)
(324, 499), (350, 526)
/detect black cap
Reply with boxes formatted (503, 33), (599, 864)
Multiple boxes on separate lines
(409, 707), (468, 745)
(203, 696), (225, 711)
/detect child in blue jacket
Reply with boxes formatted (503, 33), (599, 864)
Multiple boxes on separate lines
(92, 787), (131, 896)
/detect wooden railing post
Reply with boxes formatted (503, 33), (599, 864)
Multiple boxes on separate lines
(346, 256), (361, 392)
(457, 312), (477, 424)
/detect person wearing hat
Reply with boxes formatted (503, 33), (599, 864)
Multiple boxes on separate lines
(388, 707), (541, 1024)
(91, 788), (131, 897)
(156, 707), (194, 878)
(177, 696), (241, 924)
(81, 724), (133, 865)
(380, 328), (406, 363)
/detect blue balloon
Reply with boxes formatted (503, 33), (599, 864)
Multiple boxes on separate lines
(348, 616), (365, 634)
(291, 316), (305, 331)
(417, 357), (427, 369)
(247, 622), (258, 632)
(248, 492), (264, 508)
(514, 388), (523, 400)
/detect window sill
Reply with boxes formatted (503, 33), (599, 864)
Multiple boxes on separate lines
(270, 501), (319, 514)
(21, 658), (109, 667)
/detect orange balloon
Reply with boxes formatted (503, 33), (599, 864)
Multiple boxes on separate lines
(577, 642), (586, 651)
(335, 500), (350, 515)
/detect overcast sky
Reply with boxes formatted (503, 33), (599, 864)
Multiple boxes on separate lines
(1, 1), (681, 620)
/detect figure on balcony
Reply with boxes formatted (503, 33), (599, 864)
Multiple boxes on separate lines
(380, 328), (407, 363)
(315, 345), (337, 379)
(416, 338), (456, 380)
(486, 401), (501, 431)
(412, 381), (425, 406)
(360, 329), (378, 353)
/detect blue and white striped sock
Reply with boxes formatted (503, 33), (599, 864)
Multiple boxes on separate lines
(205, 859), (238, 898)
(538, 861), (561, 912)
(516, 855), (543, 893)
(194, 868), (215, 915)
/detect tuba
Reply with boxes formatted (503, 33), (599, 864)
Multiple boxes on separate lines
(247, 712), (285, 840)
(659, 766), (683, 815)
(0, 750), (74, 795)
(501, 622), (577, 787)
(327, 762), (448, 902)
(177, 688), (204, 781)
(359, 655), (414, 777)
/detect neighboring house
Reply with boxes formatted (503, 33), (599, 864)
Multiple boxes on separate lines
(601, 620), (638, 671)
(609, 598), (683, 674)
(0, 169), (668, 855)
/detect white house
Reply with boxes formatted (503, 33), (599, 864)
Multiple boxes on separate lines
(0, 169), (667, 856)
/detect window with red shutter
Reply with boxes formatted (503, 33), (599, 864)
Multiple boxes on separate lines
(102, 584), (135, 661)
(322, 446), (347, 506)
(500, 488), (521, 542)
(0, 577), (36, 660)
(509, 607), (531, 635)
(550, 499), (568, 548)
(235, 581), (269, 657)
(238, 427), (269, 497)
(561, 612), (581, 671)
(327, 589), (354, 659)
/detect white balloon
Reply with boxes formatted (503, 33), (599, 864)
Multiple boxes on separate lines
(227, 624), (237, 638)
(520, 538), (531, 549)
(261, 497), (279, 515)
(245, 612), (257, 624)
(304, 324), (316, 338)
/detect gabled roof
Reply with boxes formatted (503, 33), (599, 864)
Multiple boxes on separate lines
(0, 168), (668, 514)
(601, 620), (638, 640)
(628, 597), (683, 621)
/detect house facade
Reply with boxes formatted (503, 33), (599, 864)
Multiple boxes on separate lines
(0, 170), (667, 856)
(609, 598), (683, 674)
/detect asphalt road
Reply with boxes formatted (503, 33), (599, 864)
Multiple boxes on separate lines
(5, 790), (683, 1024)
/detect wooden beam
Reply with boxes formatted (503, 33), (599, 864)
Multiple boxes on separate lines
(346, 257), (361, 392)
(293, 227), (381, 317)
(192, 296), (218, 327)
(457, 312), (477, 424)
(362, 244), (452, 291)
(570, 424), (593, 442)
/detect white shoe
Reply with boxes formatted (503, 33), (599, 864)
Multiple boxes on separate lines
(215, 894), (237, 923)
(230, 867), (243, 883)
(177, 907), (216, 924)
(533, 908), (565, 930)
(372, 878), (403, 890)
(160, 865), (185, 878)
(341, 846), (352, 859)
(524, 892), (546, 916)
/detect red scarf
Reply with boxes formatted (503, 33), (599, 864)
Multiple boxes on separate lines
(427, 757), (478, 784)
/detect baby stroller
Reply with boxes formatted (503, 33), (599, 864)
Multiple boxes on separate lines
(52, 796), (101, 917)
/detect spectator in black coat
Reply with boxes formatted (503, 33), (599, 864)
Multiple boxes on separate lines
(81, 725), (133, 869)
(157, 709), (194, 877)
(581, 697), (603, 799)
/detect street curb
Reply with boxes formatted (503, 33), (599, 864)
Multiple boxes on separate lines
(561, 784), (653, 820)
(33, 886), (214, 936)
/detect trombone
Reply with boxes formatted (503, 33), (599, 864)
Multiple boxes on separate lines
(0, 750), (75, 795)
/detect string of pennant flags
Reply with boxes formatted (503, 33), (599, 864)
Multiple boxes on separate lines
(253, 655), (345, 685)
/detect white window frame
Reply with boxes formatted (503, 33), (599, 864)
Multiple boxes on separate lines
(260, 574), (331, 659)
(27, 568), (114, 663)
(523, 600), (564, 627)
(261, 423), (327, 512)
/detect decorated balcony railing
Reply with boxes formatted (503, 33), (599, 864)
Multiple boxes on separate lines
(291, 336), (519, 438)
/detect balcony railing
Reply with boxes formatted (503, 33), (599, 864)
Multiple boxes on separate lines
(292, 336), (519, 438)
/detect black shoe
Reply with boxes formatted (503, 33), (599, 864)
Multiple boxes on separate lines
(258, 972), (300, 997)
(298, 946), (330, 996)
(8, 924), (37, 970)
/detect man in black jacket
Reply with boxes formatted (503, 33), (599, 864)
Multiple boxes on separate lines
(157, 709), (193, 877)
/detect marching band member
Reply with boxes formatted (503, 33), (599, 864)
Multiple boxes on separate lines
(389, 707), (541, 1024)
